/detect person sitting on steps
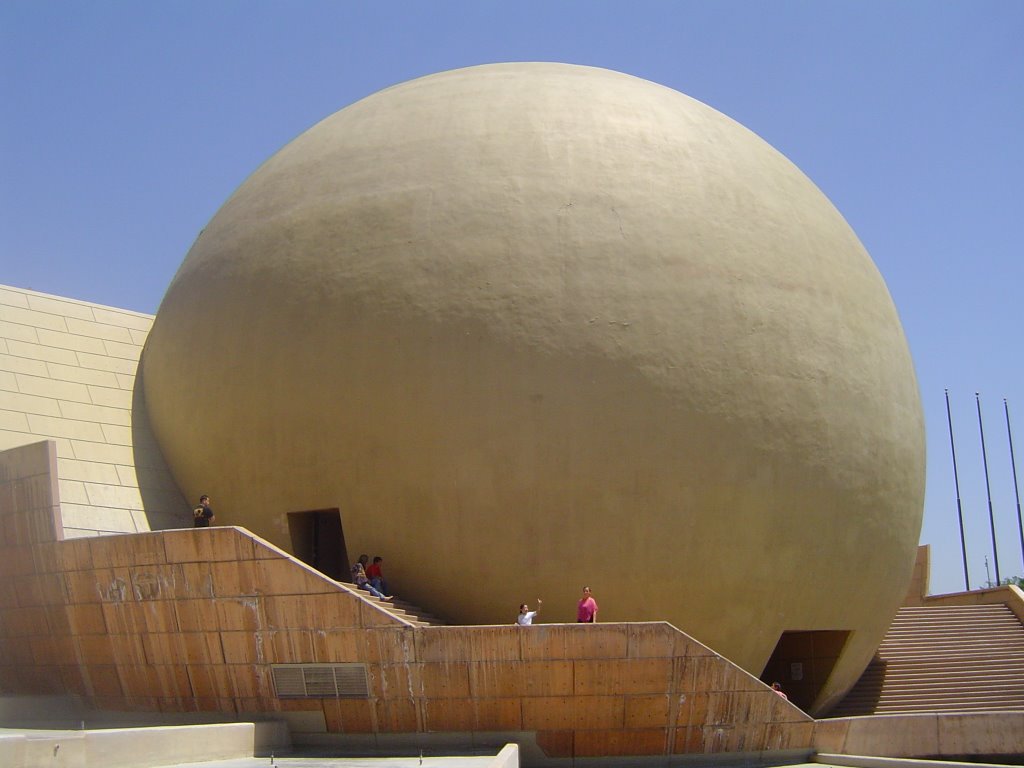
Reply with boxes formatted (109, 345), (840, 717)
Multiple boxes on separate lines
(352, 554), (392, 600)
(366, 556), (389, 596)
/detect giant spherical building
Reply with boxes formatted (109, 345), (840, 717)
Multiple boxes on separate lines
(142, 63), (924, 710)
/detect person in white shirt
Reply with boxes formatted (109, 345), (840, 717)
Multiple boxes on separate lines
(516, 598), (542, 625)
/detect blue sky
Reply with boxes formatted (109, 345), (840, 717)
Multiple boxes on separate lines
(2, 2), (1022, 593)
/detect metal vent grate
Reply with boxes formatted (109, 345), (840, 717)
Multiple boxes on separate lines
(271, 664), (370, 699)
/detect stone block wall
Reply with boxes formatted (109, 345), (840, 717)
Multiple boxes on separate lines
(0, 519), (813, 761)
(0, 439), (61, 549)
(0, 284), (188, 536)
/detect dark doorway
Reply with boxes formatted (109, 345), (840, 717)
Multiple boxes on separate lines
(287, 509), (349, 580)
(760, 629), (850, 711)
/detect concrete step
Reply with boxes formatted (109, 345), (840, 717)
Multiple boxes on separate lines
(895, 605), (1014, 614)
(833, 693), (1024, 711)
(877, 649), (1024, 661)
(862, 655), (1024, 667)
(848, 680), (1024, 696)
(871, 654), (1024, 666)
(833, 601), (1024, 716)
(881, 640), (1023, 651)
(889, 613), (1017, 623)
(889, 612), (1018, 622)
(880, 638), (1024, 651)
(842, 682), (1024, 701)
(834, 701), (1024, 716)
(884, 626), (1019, 638)
(876, 646), (1024, 658)
(868, 700), (1024, 712)
(365, 600), (446, 625)
(885, 615), (1022, 628)
(870, 650), (1024, 663)
(874, 654), (1024, 666)
(854, 668), (1024, 684)
(334, 582), (447, 626)
(844, 669), (1024, 685)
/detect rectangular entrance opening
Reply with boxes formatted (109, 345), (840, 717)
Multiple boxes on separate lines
(286, 508), (349, 581)
(760, 629), (850, 711)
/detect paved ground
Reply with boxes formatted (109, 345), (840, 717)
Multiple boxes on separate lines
(156, 758), (500, 768)
(158, 762), (826, 768)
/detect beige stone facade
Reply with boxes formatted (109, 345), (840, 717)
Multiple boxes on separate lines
(0, 284), (187, 537)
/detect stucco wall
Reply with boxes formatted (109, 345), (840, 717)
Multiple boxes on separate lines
(0, 284), (187, 536)
(142, 64), (926, 714)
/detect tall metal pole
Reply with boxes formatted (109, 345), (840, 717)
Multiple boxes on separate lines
(976, 393), (1001, 585)
(946, 389), (970, 590)
(1005, 399), (1023, 572)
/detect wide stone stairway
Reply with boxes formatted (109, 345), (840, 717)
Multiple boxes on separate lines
(830, 603), (1024, 716)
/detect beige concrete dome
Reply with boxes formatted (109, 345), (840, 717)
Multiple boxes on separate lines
(143, 63), (924, 712)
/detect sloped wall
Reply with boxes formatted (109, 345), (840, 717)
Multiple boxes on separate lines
(0, 523), (813, 761)
(0, 285), (188, 536)
(815, 712), (1024, 759)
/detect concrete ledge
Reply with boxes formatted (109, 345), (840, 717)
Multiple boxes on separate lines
(0, 721), (290, 768)
(0, 733), (27, 768)
(817, 753), (1022, 768)
(294, 731), (810, 768)
(814, 712), (1024, 760)
(89, 723), (255, 766)
(493, 743), (520, 768)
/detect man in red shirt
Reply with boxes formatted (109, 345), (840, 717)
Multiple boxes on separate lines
(366, 556), (388, 596)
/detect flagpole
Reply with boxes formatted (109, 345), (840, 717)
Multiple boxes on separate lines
(946, 389), (970, 590)
(1005, 399), (1023, 573)
(976, 393), (1001, 586)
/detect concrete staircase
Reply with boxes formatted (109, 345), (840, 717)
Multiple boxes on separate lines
(364, 594), (448, 626)
(335, 582), (447, 626)
(830, 604), (1024, 716)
